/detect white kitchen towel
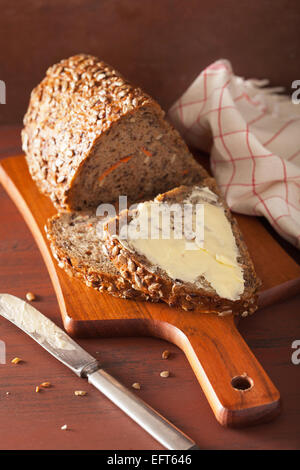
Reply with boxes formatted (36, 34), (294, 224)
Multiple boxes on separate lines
(168, 60), (300, 248)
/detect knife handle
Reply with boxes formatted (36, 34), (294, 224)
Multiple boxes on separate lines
(88, 368), (199, 450)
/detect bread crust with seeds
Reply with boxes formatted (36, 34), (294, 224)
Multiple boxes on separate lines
(22, 54), (208, 210)
(103, 179), (261, 316)
(45, 211), (150, 301)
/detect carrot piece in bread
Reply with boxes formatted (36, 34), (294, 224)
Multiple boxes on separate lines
(98, 155), (133, 183)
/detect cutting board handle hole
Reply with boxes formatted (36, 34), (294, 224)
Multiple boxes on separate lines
(231, 374), (253, 391)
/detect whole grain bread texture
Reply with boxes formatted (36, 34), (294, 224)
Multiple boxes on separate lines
(22, 54), (208, 210)
(45, 211), (150, 300)
(103, 179), (261, 316)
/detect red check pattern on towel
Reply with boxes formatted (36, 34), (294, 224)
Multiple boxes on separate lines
(168, 60), (300, 248)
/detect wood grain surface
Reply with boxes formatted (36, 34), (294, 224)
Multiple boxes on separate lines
(1, 0), (300, 125)
(0, 128), (299, 449)
(6, 153), (300, 428)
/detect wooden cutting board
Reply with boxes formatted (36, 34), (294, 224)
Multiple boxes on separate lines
(1, 155), (300, 428)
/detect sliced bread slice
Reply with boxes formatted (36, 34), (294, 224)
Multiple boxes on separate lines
(45, 211), (149, 300)
(103, 179), (261, 316)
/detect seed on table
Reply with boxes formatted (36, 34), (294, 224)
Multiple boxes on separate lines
(35, 386), (40, 393)
(61, 424), (68, 430)
(132, 382), (141, 390)
(160, 370), (170, 378)
(11, 357), (22, 364)
(74, 390), (87, 396)
(26, 292), (36, 301)
(162, 350), (170, 360)
(40, 382), (51, 388)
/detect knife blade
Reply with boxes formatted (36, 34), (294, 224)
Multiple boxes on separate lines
(0, 294), (199, 450)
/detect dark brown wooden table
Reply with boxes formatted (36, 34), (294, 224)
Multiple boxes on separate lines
(1, 0), (300, 126)
(0, 125), (299, 450)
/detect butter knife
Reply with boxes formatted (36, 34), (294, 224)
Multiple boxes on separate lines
(0, 294), (199, 450)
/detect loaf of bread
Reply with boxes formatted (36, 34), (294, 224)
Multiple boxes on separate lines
(22, 54), (208, 210)
(103, 181), (261, 316)
(24, 54), (259, 313)
(45, 211), (150, 300)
